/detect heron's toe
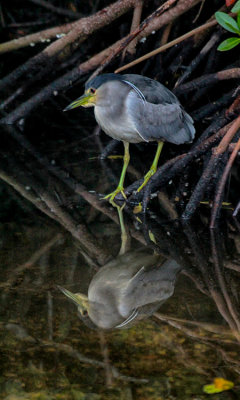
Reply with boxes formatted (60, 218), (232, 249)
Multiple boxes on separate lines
(102, 186), (127, 203)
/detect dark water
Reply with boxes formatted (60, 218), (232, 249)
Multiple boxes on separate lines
(0, 124), (240, 400)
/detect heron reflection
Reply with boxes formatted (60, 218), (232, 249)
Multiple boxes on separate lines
(59, 248), (181, 329)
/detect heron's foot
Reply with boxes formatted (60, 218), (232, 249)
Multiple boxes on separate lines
(102, 186), (127, 203)
(137, 167), (157, 193)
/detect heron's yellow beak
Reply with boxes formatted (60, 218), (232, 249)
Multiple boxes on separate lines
(63, 91), (96, 111)
(58, 286), (89, 315)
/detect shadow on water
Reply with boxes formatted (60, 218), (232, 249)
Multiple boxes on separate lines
(1, 124), (240, 399)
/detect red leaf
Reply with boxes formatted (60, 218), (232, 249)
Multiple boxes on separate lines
(226, 0), (237, 6)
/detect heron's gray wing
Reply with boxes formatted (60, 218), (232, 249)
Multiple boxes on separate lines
(118, 260), (181, 315)
(122, 74), (178, 105)
(126, 92), (195, 144)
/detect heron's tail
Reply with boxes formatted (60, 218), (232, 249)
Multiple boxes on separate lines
(183, 110), (195, 143)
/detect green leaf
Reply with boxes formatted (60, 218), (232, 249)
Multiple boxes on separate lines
(215, 11), (240, 34)
(231, 0), (240, 13)
(237, 12), (240, 28)
(217, 37), (240, 51)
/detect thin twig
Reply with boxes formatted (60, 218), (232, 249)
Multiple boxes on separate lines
(123, 0), (144, 57)
(0, 0), (135, 55)
(0, 0), (137, 95)
(115, 18), (217, 73)
(42, 341), (148, 383)
(98, 331), (114, 387)
(0, 233), (62, 289)
(211, 231), (240, 332)
(211, 135), (240, 228)
(182, 115), (240, 220)
(233, 201), (240, 217)
(174, 68), (240, 96)
(93, 0), (201, 78)
(47, 291), (53, 341)
(160, 21), (173, 46)
(154, 312), (238, 342)
(175, 31), (221, 87)
(27, 0), (82, 19)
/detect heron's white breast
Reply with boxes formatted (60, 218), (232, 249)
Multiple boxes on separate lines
(94, 99), (142, 143)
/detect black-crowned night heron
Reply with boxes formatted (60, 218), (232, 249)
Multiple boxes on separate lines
(64, 73), (195, 202)
(58, 249), (181, 329)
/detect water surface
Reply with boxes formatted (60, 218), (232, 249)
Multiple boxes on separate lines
(0, 125), (240, 400)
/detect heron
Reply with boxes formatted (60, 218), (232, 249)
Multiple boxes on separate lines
(64, 73), (195, 202)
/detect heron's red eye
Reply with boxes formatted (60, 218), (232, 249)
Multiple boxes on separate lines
(90, 88), (96, 94)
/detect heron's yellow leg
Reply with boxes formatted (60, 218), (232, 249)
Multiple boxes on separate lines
(103, 141), (130, 202)
(137, 141), (164, 193)
(116, 203), (131, 255)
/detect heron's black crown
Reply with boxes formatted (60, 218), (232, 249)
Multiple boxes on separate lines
(85, 73), (124, 91)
